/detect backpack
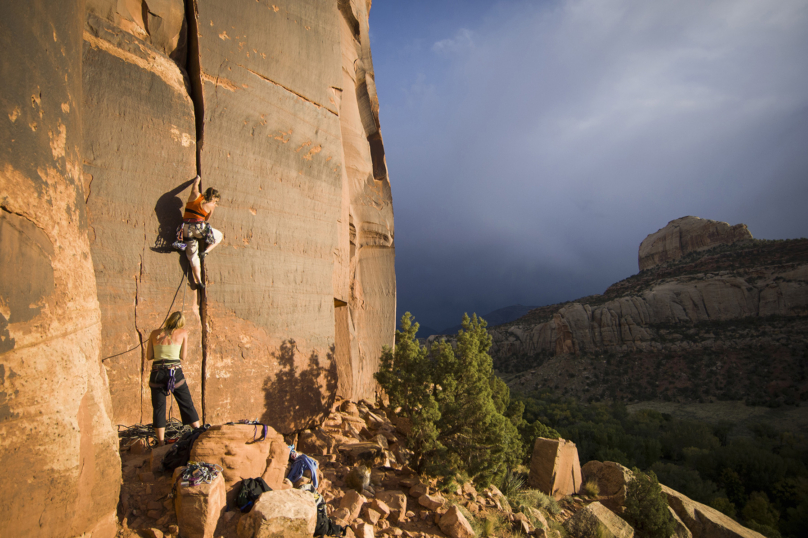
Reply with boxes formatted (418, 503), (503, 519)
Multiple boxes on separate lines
(161, 424), (210, 472)
(314, 501), (345, 537)
(236, 477), (272, 513)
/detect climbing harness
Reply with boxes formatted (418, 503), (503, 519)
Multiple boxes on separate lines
(102, 270), (188, 361)
(179, 461), (223, 487)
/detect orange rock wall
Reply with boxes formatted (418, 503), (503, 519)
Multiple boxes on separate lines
(82, 0), (394, 431)
(0, 1), (120, 536)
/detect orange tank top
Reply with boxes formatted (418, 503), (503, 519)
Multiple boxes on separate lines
(183, 195), (209, 221)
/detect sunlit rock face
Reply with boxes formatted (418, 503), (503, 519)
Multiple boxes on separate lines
(80, 0), (394, 431)
(0, 2), (120, 536)
(0, 0), (393, 533)
(638, 216), (752, 271)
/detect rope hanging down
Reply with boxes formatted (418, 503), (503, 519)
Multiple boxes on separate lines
(101, 270), (188, 362)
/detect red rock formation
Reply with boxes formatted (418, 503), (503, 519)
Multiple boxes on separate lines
(82, 0), (395, 432)
(0, 1), (120, 536)
(638, 216), (752, 271)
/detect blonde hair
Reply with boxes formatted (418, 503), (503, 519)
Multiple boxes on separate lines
(163, 312), (185, 334)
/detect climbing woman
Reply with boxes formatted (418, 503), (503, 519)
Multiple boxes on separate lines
(147, 312), (200, 445)
(183, 174), (223, 289)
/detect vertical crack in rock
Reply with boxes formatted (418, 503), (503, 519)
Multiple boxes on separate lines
(183, 0), (208, 421)
(135, 251), (145, 423)
(184, 0), (204, 173)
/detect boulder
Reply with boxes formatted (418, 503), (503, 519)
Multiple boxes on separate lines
(340, 442), (384, 464)
(662, 485), (766, 538)
(190, 424), (287, 500)
(528, 438), (583, 499)
(339, 490), (367, 523)
(376, 491), (407, 513)
(638, 217), (753, 271)
(370, 499), (392, 519)
(418, 494), (446, 510)
(353, 522), (375, 538)
(564, 501), (634, 538)
(581, 460), (634, 510)
(438, 505), (474, 538)
(237, 488), (317, 538)
(173, 467), (226, 538)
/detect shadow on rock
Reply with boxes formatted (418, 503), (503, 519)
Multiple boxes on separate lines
(151, 178), (194, 253)
(261, 339), (338, 433)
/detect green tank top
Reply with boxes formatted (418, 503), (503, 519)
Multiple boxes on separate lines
(153, 343), (182, 366)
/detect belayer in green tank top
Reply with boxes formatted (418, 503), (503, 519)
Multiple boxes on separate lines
(146, 312), (201, 445)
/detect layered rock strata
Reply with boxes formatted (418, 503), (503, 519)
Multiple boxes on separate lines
(486, 221), (808, 403)
(0, 1), (120, 536)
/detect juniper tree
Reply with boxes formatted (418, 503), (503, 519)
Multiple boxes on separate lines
(376, 312), (522, 487)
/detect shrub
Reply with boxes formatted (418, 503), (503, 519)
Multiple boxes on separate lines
(623, 468), (676, 538)
(708, 497), (736, 518)
(514, 488), (560, 515)
(583, 479), (600, 498)
(742, 492), (780, 530)
(375, 313), (522, 487)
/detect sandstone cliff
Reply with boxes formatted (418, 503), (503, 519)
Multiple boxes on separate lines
(487, 220), (808, 405)
(0, 1), (394, 536)
(638, 216), (752, 271)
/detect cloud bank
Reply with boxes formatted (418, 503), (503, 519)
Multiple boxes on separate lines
(372, 0), (808, 331)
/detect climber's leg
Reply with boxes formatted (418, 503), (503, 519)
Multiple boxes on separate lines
(201, 227), (224, 256)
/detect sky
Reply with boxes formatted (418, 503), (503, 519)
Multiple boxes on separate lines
(368, 0), (808, 333)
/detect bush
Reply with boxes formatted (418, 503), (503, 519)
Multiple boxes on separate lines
(623, 468), (676, 538)
(583, 479), (600, 498)
(514, 488), (561, 515)
(376, 313), (522, 487)
(709, 497), (736, 518)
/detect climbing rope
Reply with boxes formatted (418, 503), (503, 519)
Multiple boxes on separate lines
(117, 417), (192, 448)
(102, 270), (188, 361)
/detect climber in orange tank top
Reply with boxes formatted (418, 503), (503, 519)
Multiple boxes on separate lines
(183, 175), (223, 289)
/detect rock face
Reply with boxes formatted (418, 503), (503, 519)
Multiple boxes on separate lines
(662, 485), (766, 538)
(638, 216), (753, 271)
(83, 0), (395, 432)
(488, 221), (808, 405)
(564, 501), (634, 538)
(0, 2), (120, 536)
(1, 0), (395, 533)
(528, 437), (582, 500)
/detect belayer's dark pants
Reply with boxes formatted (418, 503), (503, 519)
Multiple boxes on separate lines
(149, 368), (199, 428)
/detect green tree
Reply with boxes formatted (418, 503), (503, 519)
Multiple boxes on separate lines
(623, 468), (676, 538)
(743, 492), (780, 530)
(376, 313), (522, 487)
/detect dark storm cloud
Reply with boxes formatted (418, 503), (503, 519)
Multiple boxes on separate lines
(371, 0), (808, 331)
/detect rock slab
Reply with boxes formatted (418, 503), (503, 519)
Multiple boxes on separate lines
(237, 488), (317, 538)
(528, 437), (583, 499)
(662, 485), (766, 538)
(564, 501), (634, 538)
(173, 468), (226, 538)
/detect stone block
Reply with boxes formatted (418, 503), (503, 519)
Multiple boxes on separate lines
(173, 468), (226, 538)
(236, 488), (317, 538)
(662, 485), (766, 538)
(418, 494), (445, 511)
(528, 437), (582, 499)
(339, 490), (367, 523)
(376, 491), (407, 513)
(438, 506), (474, 538)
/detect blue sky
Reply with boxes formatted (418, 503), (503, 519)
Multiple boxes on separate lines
(369, 0), (808, 332)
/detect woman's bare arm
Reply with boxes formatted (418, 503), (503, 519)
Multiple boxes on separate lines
(188, 175), (201, 203)
(180, 330), (188, 361)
